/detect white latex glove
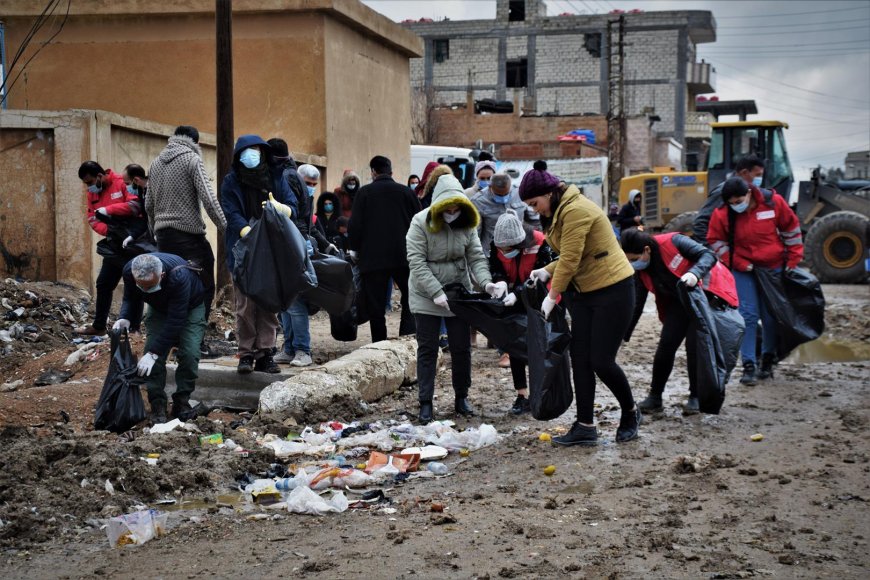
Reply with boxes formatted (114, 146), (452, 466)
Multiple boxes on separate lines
(122, 235), (134, 249)
(745, 264), (754, 272)
(433, 293), (450, 311)
(348, 250), (359, 262)
(502, 292), (517, 307)
(137, 352), (159, 377)
(485, 281), (508, 299)
(680, 272), (699, 287)
(112, 318), (130, 332)
(96, 207), (108, 216)
(530, 268), (551, 284)
(541, 295), (557, 320)
(326, 243), (339, 255)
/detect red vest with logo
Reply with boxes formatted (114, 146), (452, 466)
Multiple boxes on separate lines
(497, 230), (545, 284)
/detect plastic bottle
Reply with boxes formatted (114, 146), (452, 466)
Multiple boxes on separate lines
(427, 462), (448, 475)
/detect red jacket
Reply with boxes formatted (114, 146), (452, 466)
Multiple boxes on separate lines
(86, 169), (140, 236)
(495, 230), (546, 284)
(707, 186), (803, 271)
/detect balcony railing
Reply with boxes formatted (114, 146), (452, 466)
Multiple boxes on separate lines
(685, 111), (715, 139)
(687, 61), (715, 94)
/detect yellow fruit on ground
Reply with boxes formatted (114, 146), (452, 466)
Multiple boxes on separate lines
(750, 433), (764, 442)
(459, 449), (470, 457)
(543, 465), (556, 476)
(539, 433), (552, 442)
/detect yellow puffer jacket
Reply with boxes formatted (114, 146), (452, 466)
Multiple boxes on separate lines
(544, 185), (634, 294)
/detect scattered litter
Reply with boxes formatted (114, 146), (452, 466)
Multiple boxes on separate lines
(199, 433), (224, 446)
(147, 419), (183, 434)
(427, 462), (448, 476)
(401, 445), (448, 460)
(104, 480), (115, 496)
(34, 368), (73, 386)
(1, 379), (23, 392)
(284, 486), (348, 515)
(106, 509), (168, 548)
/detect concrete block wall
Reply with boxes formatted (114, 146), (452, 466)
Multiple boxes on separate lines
(536, 86), (601, 116)
(534, 34), (600, 85)
(431, 37), (499, 88)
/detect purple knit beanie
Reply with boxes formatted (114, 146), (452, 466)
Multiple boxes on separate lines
(519, 160), (561, 201)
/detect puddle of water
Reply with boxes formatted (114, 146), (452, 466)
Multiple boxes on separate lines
(155, 493), (245, 512)
(785, 337), (870, 364)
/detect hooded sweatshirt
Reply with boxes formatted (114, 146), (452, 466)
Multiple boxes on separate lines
(616, 189), (642, 231)
(406, 174), (493, 317)
(336, 170), (361, 218)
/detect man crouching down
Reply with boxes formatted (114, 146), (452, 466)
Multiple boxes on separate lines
(113, 253), (206, 425)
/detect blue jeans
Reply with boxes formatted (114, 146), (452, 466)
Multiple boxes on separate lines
(280, 297), (311, 356)
(733, 270), (778, 364)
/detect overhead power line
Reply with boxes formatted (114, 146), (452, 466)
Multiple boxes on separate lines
(717, 16), (870, 29)
(714, 6), (870, 19)
(717, 24), (870, 36)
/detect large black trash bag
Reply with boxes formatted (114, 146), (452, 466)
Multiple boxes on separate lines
(521, 280), (574, 421)
(444, 283), (530, 362)
(94, 330), (147, 433)
(329, 252), (359, 342)
(754, 267), (825, 359)
(232, 203), (317, 312)
(303, 251), (355, 316)
(677, 284), (745, 414)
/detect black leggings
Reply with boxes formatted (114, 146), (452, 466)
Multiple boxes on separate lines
(509, 354), (527, 391)
(650, 303), (697, 397)
(564, 277), (636, 424)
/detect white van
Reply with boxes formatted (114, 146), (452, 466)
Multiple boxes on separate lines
(410, 145), (479, 189)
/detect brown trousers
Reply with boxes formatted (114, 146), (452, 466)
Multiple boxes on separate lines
(234, 286), (278, 358)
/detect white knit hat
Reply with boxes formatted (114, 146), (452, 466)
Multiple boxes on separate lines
(493, 212), (525, 247)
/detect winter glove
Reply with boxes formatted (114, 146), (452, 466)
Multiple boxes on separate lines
(530, 268), (552, 284)
(485, 281), (508, 299)
(122, 236), (134, 249)
(240, 226), (252, 238)
(95, 207), (111, 222)
(112, 319), (130, 332)
(262, 192), (293, 218)
(137, 352), (159, 377)
(541, 295), (558, 320)
(680, 272), (699, 287)
(325, 243), (339, 255)
(348, 250), (359, 263)
(433, 293), (450, 311)
(502, 292), (517, 307)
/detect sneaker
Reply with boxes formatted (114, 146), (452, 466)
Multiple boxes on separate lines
(274, 351), (294, 364)
(255, 355), (281, 374)
(637, 394), (663, 412)
(291, 352), (313, 367)
(74, 324), (105, 336)
(498, 352), (511, 368)
(438, 335), (449, 352)
(552, 421), (598, 447)
(237, 355), (254, 374)
(509, 395), (530, 415)
(740, 361), (757, 386)
(757, 353), (776, 380)
(682, 397), (700, 415)
(616, 407), (642, 443)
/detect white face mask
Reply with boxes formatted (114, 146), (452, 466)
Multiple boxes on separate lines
(443, 210), (461, 223)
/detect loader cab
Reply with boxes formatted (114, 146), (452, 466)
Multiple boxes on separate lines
(707, 121), (795, 202)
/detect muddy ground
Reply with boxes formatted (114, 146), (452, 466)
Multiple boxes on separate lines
(0, 283), (868, 579)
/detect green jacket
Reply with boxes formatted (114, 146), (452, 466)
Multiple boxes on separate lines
(544, 185), (634, 294)
(406, 174), (493, 317)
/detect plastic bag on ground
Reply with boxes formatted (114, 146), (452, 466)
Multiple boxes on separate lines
(259, 437), (336, 458)
(232, 202), (317, 312)
(106, 509), (167, 548)
(425, 424), (500, 451)
(285, 486), (348, 515)
(444, 283), (530, 362)
(522, 281), (574, 421)
(93, 330), (146, 433)
(308, 467), (372, 490)
(677, 284), (745, 414)
(303, 251), (355, 316)
(754, 267), (826, 360)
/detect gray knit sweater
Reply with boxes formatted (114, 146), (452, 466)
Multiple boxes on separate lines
(147, 135), (227, 235)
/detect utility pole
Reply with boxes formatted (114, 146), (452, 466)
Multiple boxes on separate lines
(606, 15), (626, 202)
(215, 0), (233, 288)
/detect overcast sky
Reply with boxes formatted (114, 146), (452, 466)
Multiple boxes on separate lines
(364, 0), (870, 180)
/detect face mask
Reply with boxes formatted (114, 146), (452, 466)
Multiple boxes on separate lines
(126, 184), (136, 195)
(307, 185), (316, 197)
(492, 192), (511, 204)
(478, 179), (490, 189)
(631, 257), (650, 271)
(443, 210), (461, 223)
(239, 148), (261, 169)
(87, 180), (102, 194)
(752, 176), (763, 188)
(323, 202), (334, 213)
(501, 248), (520, 259)
(730, 200), (749, 213)
(137, 282), (161, 294)
(346, 183), (358, 192)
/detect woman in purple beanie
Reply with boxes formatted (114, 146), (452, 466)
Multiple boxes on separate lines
(519, 161), (641, 446)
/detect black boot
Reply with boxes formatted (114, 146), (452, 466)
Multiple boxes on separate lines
(419, 401), (433, 423)
(170, 397), (192, 420)
(757, 353), (776, 380)
(454, 398), (476, 417)
(616, 407), (642, 443)
(509, 395), (531, 415)
(552, 421), (598, 447)
(255, 354), (281, 374)
(740, 361), (757, 386)
(149, 402), (168, 426)
(637, 393), (663, 412)
(237, 355), (254, 374)
(682, 397), (700, 415)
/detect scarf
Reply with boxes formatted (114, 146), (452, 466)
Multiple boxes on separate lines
(237, 163), (272, 219)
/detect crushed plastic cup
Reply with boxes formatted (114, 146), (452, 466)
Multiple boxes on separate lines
(427, 462), (448, 476)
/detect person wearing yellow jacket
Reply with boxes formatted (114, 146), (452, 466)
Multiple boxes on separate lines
(519, 161), (640, 446)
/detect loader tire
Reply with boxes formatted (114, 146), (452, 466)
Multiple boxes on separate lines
(805, 211), (869, 284)
(663, 211), (698, 236)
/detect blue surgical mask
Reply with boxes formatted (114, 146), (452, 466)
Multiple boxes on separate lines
(126, 184), (136, 195)
(752, 176), (763, 188)
(478, 179), (490, 189)
(631, 257), (650, 271)
(730, 200), (749, 213)
(87, 182), (102, 194)
(239, 148), (261, 169)
(323, 202), (334, 212)
(138, 283), (161, 294)
(492, 193), (511, 204)
(501, 248), (520, 259)
(307, 185), (316, 197)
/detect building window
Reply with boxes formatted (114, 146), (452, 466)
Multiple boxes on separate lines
(434, 39), (449, 63)
(509, 1), (526, 21)
(506, 58), (528, 88)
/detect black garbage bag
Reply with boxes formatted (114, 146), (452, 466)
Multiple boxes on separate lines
(522, 281), (573, 421)
(94, 330), (147, 433)
(232, 203), (317, 312)
(303, 251), (355, 316)
(677, 285), (745, 414)
(444, 283), (530, 361)
(754, 267), (825, 359)
(350, 263), (369, 326)
(329, 252), (360, 342)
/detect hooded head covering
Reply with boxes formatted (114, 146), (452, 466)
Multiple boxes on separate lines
(474, 160), (497, 177)
(628, 189), (642, 204)
(427, 174), (480, 233)
(493, 211), (526, 247)
(518, 160), (561, 201)
(416, 161), (440, 197)
(341, 170), (360, 192)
